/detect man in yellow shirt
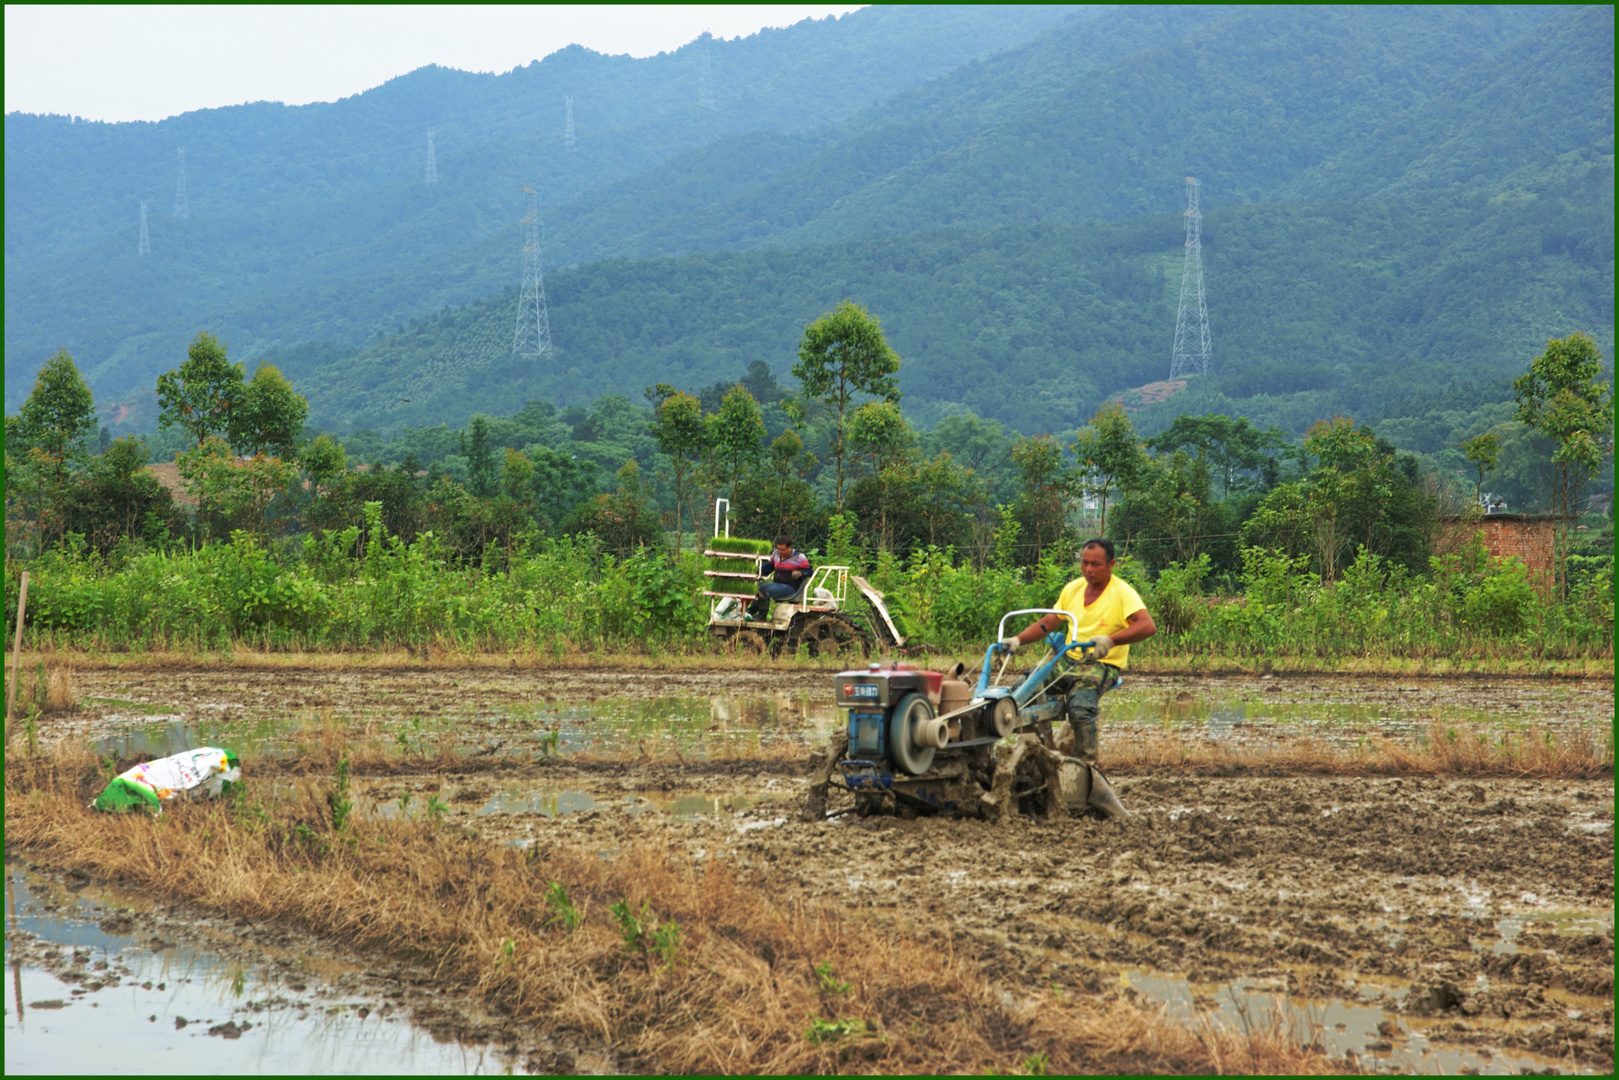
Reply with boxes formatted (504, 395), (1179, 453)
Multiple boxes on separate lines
(998, 538), (1157, 764)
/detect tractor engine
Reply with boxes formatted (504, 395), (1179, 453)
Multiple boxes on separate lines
(830, 663), (996, 817)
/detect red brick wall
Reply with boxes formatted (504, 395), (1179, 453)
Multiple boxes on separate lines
(1440, 515), (1557, 586)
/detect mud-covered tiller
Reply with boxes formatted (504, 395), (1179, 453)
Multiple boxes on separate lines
(803, 609), (1129, 822)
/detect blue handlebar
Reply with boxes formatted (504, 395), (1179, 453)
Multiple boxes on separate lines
(978, 634), (1096, 698)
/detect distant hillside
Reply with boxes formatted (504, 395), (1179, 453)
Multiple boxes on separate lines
(6, 3), (1609, 438)
(4, 5), (1085, 407)
(540, 5), (1568, 259)
(275, 180), (1612, 437)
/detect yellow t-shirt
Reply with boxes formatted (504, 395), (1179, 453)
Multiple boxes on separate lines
(1053, 574), (1147, 670)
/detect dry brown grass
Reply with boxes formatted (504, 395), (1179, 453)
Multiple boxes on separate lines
(5, 662), (78, 720)
(6, 740), (1351, 1075)
(1106, 720), (1613, 780)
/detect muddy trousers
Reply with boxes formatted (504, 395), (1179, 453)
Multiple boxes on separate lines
(1043, 659), (1122, 764)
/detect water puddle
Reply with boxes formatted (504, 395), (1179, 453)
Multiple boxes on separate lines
(95, 715), (299, 762)
(4, 867), (525, 1074)
(1102, 679), (1611, 752)
(1125, 970), (1594, 1074)
(473, 785), (753, 819)
(83, 677), (1612, 771)
(501, 693), (839, 757)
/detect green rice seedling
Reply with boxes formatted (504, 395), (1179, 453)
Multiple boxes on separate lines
(704, 536), (771, 585)
(543, 881), (582, 933)
(425, 794), (448, 823)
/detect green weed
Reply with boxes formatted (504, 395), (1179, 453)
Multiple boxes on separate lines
(424, 794), (449, 823)
(327, 755), (353, 831)
(805, 1016), (869, 1044)
(610, 898), (681, 970)
(543, 881), (582, 933)
(814, 960), (851, 996)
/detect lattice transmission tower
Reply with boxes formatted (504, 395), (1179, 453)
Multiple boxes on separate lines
(1168, 176), (1211, 378)
(512, 187), (552, 358)
(564, 96), (576, 150)
(138, 201), (151, 255)
(425, 128), (438, 184)
(698, 34), (715, 108)
(174, 149), (189, 219)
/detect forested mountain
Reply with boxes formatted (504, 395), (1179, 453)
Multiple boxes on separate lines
(5, 4), (1611, 443)
(3, 5), (1084, 405)
(562, 4), (1562, 257)
(277, 177), (1611, 437)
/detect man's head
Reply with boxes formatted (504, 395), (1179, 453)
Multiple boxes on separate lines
(774, 535), (794, 558)
(1079, 538), (1115, 588)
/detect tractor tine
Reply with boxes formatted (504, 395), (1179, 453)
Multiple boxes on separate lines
(1085, 766), (1129, 819)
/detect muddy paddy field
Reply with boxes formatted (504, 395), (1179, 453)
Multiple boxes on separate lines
(7, 664), (1614, 1074)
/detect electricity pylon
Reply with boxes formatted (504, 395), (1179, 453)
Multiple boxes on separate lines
(512, 187), (552, 357)
(174, 149), (188, 219)
(138, 201), (150, 255)
(425, 128), (437, 184)
(1169, 176), (1211, 378)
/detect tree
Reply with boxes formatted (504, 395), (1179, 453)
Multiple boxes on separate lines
(60, 436), (184, 555)
(847, 400), (917, 552)
(464, 415), (496, 498)
(705, 385), (765, 507)
(301, 433), (349, 538)
(176, 436), (297, 541)
(649, 385), (712, 554)
(1145, 413), (1288, 496)
(231, 363), (308, 458)
(13, 350), (97, 546)
(1071, 402), (1143, 537)
(1243, 417), (1433, 580)
(156, 332), (245, 446)
(302, 434), (348, 495)
(1118, 450), (1225, 571)
(734, 429), (823, 547)
(1461, 432), (1500, 504)
(1010, 435), (1078, 564)
(565, 459), (661, 557)
(791, 300), (901, 511)
(1512, 333), (1613, 597)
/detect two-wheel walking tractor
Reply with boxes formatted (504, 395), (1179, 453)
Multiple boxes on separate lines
(803, 609), (1129, 823)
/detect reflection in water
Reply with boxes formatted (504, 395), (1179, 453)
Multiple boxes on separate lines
(476, 786), (752, 819)
(4, 867), (519, 1075)
(1125, 971), (1593, 1076)
(96, 715), (296, 762)
(504, 692), (839, 759)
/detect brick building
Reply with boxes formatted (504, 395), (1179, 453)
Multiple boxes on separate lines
(1437, 513), (1557, 588)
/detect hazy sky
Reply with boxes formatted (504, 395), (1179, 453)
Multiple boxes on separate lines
(5, 4), (865, 123)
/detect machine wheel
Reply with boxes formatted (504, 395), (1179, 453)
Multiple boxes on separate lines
(732, 629), (770, 657)
(793, 616), (867, 660)
(888, 692), (937, 776)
